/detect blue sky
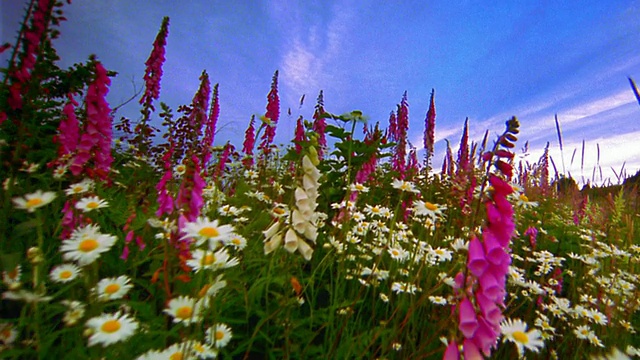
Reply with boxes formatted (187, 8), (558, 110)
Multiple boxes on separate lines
(2, 1), (640, 184)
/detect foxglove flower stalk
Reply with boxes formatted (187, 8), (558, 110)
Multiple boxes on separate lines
(242, 115), (256, 167)
(156, 143), (175, 217)
(392, 92), (409, 179)
(312, 90), (327, 158)
(55, 94), (80, 159)
(176, 156), (205, 225)
(140, 16), (169, 113)
(423, 89), (436, 167)
(294, 116), (305, 154)
(259, 71), (279, 157)
(70, 62), (113, 181)
(264, 152), (321, 261)
(3, 0), (53, 115)
(445, 117), (519, 359)
(201, 83), (220, 168)
(214, 143), (233, 180)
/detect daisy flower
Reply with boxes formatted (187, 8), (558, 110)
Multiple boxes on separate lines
(85, 312), (138, 347)
(227, 233), (247, 249)
(349, 183), (369, 193)
(75, 196), (109, 212)
(0, 322), (18, 346)
(182, 217), (234, 249)
(514, 193), (538, 208)
(53, 166), (67, 179)
(391, 179), (419, 193)
(164, 296), (202, 324)
(186, 248), (239, 272)
(501, 318), (545, 357)
(428, 296), (448, 305)
(65, 179), (94, 196)
(2, 265), (21, 289)
(206, 323), (233, 348)
(95, 275), (133, 301)
(412, 200), (447, 219)
(60, 224), (117, 266)
(49, 263), (81, 283)
(12, 190), (56, 212)
(174, 163), (187, 176)
(387, 246), (409, 262)
(61, 300), (86, 326)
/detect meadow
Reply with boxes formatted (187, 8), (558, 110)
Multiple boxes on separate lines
(1, 2), (640, 359)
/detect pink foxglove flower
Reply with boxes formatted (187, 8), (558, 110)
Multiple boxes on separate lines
(70, 62), (113, 181)
(140, 17), (169, 112)
(312, 90), (327, 158)
(423, 89), (436, 166)
(242, 116), (256, 167)
(259, 71), (279, 157)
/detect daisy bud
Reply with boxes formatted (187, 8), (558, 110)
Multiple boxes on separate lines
(27, 247), (44, 265)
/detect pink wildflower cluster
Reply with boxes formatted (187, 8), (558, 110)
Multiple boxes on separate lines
(446, 117), (520, 359)
(258, 71), (280, 157)
(156, 143), (175, 218)
(139, 17), (169, 113)
(69, 62), (113, 181)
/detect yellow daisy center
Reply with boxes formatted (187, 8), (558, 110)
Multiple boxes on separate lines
(73, 186), (84, 193)
(232, 238), (242, 245)
(169, 352), (184, 360)
(519, 194), (529, 202)
(79, 239), (99, 252)
(105, 283), (120, 294)
(355, 184), (365, 190)
(59, 270), (73, 279)
(176, 306), (193, 319)
(371, 206), (380, 213)
(176, 165), (186, 172)
(391, 250), (400, 256)
(101, 319), (121, 333)
(26, 198), (43, 208)
(425, 202), (438, 211)
(86, 201), (100, 209)
(193, 343), (205, 352)
(215, 330), (225, 340)
(273, 207), (286, 215)
(202, 254), (216, 266)
(198, 227), (219, 238)
(512, 331), (529, 344)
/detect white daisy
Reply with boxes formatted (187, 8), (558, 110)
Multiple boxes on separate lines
(412, 200), (447, 219)
(75, 196), (109, 212)
(428, 296), (448, 305)
(49, 263), (81, 283)
(2, 265), (21, 289)
(391, 179), (419, 193)
(12, 190), (56, 212)
(227, 233), (247, 249)
(64, 179), (94, 196)
(174, 163), (187, 176)
(186, 248), (239, 272)
(95, 275), (133, 301)
(0, 322), (18, 345)
(501, 318), (545, 357)
(61, 300), (86, 326)
(206, 323), (233, 348)
(60, 225), (117, 266)
(182, 217), (234, 249)
(387, 246), (409, 262)
(85, 312), (138, 347)
(164, 296), (202, 324)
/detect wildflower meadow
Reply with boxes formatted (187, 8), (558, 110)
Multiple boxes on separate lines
(2, 2), (640, 359)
